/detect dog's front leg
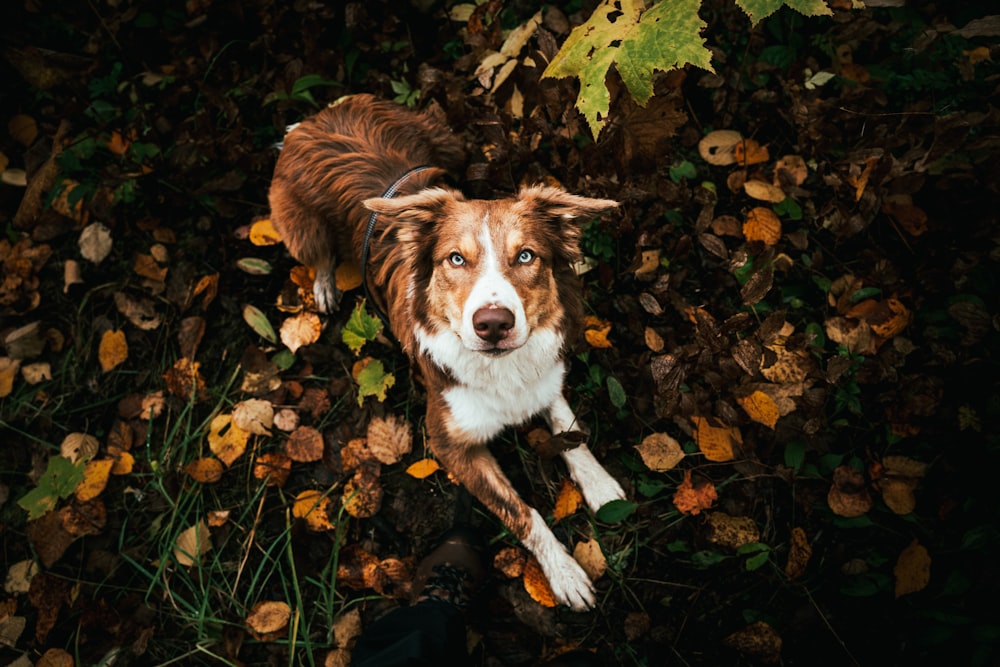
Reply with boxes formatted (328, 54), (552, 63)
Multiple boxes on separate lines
(430, 434), (597, 611)
(547, 396), (626, 512)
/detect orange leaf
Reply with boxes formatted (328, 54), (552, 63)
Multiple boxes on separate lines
(522, 556), (557, 607)
(285, 425), (324, 463)
(108, 446), (135, 475)
(293, 490), (335, 531)
(249, 218), (282, 246)
(406, 458), (441, 479)
(553, 477), (583, 522)
(733, 139), (769, 166)
(673, 469), (717, 516)
(335, 260), (363, 292)
(743, 207), (782, 245)
(75, 459), (114, 502)
(183, 457), (225, 483)
(737, 391), (780, 429)
(691, 416), (740, 462)
(98, 329), (128, 372)
(193, 273), (219, 309)
(583, 316), (612, 348)
(254, 452), (292, 487)
(342, 466), (383, 519)
(894, 539), (931, 598)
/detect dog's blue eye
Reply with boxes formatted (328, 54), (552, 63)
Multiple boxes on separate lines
(449, 252), (465, 266)
(517, 250), (535, 264)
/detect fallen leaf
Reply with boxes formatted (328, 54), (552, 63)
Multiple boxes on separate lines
(704, 511), (760, 550)
(8, 114), (38, 147)
(698, 129), (743, 165)
(134, 253), (167, 282)
(174, 519), (212, 566)
(232, 398), (274, 436)
(691, 416), (740, 462)
(553, 477), (583, 522)
(0, 357), (20, 397)
(743, 179), (785, 203)
(246, 600), (291, 641)
(406, 458), (441, 479)
(98, 329), (128, 372)
(734, 139), (770, 166)
(207, 414), (250, 466)
(249, 218), (282, 246)
(335, 260), (363, 292)
(773, 155), (808, 186)
(644, 327), (664, 352)
(163, 357), (208, 401)
(78, 223), (113, 264)
(736, 391), (780, 428)
(21, 361), (52, 384)
(894, 539), (931, 598)
(60, 433), (99, 463)
(743, 207), (782, 245)
(673, 469), (717, 516)
(74, 459), (114, 502)
(183, 457), (225, 483)
(60, 498), (106, 536)
(366, 413), (413, 465)
(583, 315), (613, 348)
(522, 555), (557, 608)
(635, 432), (685, 471)
(243, 304), (278, 344)
(113, 291), (161, 330)
(784, 527), (812, 580)
(827, 465), (873, 518)
(294, 490), (335, 531)
(285, 425), (324, 462)
(352, 357), (396, 406)
(876, 455), (927, 515)
(36, 648), (73, 667)
(342, 465), (383, 519)
(253, 452), (292, 487)
(4, 559), (39, 594)
(573, 538), (608, 581)
(108, 447), (134, 475)
(723, 620), (782, 664)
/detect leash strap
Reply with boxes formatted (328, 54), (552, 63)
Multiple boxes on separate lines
(361, 166), (431, 330)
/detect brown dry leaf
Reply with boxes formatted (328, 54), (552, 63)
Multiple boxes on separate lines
(704, 512), (760, 550)
(253, 452), (292, 487)
(174, 519), (212, 566)
(583, 315), (613, 348)
(193, 273), (219, 309)
(336, 544), (382, 591)
(367, 413), (413, 465)
(743, 179), (785, 203)
(847, 155), (879, 202)
(624, 611), (651, 641)
(177, 316), (205, 360)
(743, 207), (782, 245)
(673, 470), (717, 516)
(761, 327), (813, 384)
(293, 490), (335, 531)
(553, 477), (583, 522)
(133, 253), (167, 282)
(207, 414), (250, 467)
(98, 329), (128, 372)
(74, 459), (114, 502)
(824, 316), (878, 356)
(635, 432), (685, 471)
(644, 327), (664, 352)
(285, 425), (324, 462)
(736, 391), (780, 429)
(634, 249), (661, 279)
(27, 511), (76, 569)
(335, 260), (363, 292)
(141, 391), (166, 419)
(232, 398), (274, 436)
(0, 357), (20, 397)
(723, 620), (782, 664)
(691, 416), (740, 462)
(60, 433), (99, 463)
(4, 559), (39, 594)
(882, 200), (928, 236)
(734, 139), (770, 166)
(340, 437), (373, 471)
(573, 538), (608, 581)
(183, 457), (225, 483)
(9, 114), (38, 147)
(698, 129), (743, 166)
(36, 648), (73, 667)
(494, 546), (527, 579)
(326, 608), (363, 667)
(774, 155), (808, 186)
(249, 218), (282, 246)
(894, 539), (931, 598)
(877, 455), (928, 515)
(163, 357), (208, 401)
(22, 361), (52, 384)
(522, 556), (557, 608)
(827, 465), (873, 518)
(59, 499), (106, 537)
(246, 600), (291, 641)
(280, 311), (322, 354)
(784, 527), (812, 580)
(406, 458), (441, 479)
(342, 465), (383, 519)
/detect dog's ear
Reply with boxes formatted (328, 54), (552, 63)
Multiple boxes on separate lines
(515, 185), (619, 221)
(363, 187), (464, 225)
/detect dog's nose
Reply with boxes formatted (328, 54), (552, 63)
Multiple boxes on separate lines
(473, 307), (515, 343)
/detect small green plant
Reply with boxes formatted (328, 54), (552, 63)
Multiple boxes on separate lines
(268, 73), (342, 108)
(390, 78), (420, 107)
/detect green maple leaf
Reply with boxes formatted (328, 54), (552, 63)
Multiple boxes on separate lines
(736, 0), (832, 24)
(341, 300), (383, 355)
(542, 0), (714, 138)
(355, 358), (395, 406)
(18, 456), (86, 520)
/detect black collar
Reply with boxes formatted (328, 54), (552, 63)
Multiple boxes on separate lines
(361, 166), (431, 330)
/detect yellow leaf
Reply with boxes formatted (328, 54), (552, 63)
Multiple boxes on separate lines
(249, 218), (282, 246)
(406, 458), (441, 479)
(0, 357), (20, 398)
(553, 478), (583, 522)
(98, 329), (128, 372)
(894, 539), (931, 598)
(293, 490), (335, 531)
(736, 391), (780, 429)
(583, 316), (612, 348)
(335, 260), (363, 292)
(207, 414), (250, 466)
(692, 416), (740, 462)
(635, 432), (685, 471)
(183, 457), (225, 483)
(280, 311), (322, 354)
(75, 459), (114, 502)
(108, 446), (135, 475)
(174, 519), (212, 566)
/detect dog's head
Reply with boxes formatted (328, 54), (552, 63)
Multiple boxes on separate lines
(364, 185), (618, 356)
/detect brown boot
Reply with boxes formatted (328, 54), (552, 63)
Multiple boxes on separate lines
(410, 526), (487, 609)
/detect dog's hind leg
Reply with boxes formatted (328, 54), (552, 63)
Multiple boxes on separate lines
(547, 396), (626, 513)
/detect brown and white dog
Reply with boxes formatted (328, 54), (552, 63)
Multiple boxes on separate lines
(268, 94), (625, 610)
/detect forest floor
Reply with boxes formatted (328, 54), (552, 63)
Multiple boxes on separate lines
(1, 1), (998, 666)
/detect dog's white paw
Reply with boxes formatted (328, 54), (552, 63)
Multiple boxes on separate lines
(524, 509), (596, 611)
(561, 445), (626, 513)
(312, 269), (339, 314)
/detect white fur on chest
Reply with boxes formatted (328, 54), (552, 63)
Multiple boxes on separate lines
(416, 326), (566, 442)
